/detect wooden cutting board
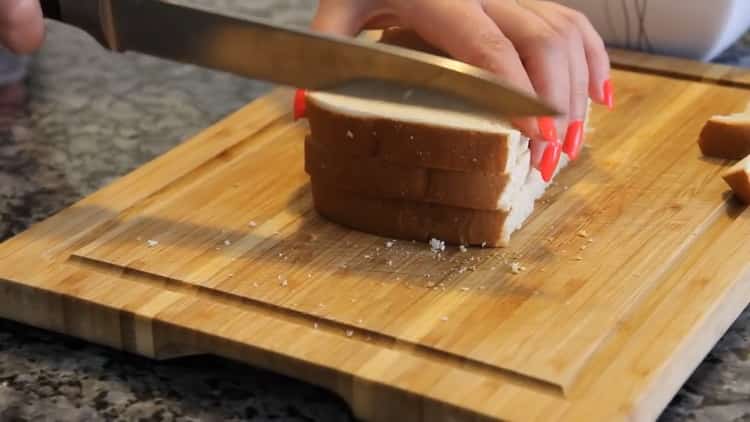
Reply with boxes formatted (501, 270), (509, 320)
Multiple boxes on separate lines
(1, 51), (750, 421)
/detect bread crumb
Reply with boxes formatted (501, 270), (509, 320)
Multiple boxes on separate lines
(357, 319), (364, 325)
(387, 260), (393, 267)
(460, 287), (470, 292)
(429, 238), (446, 253)
(252, 282), (259, 287)
(577, 230), (589, 238)
(146, 240), (159, 248)
(314, 322), (319, 329)
(224, 240), (232, 246)
(346, 130), (354, 139)
(364, 254), (372, 259)
(248, 221), (257, 227)
(481, 242), (487, 248)
(574, 256), (584, 261)
(280, 280), (288, 287)
(459, 245), (468, 253)
(345, 329), (354, 337)
(385, 240), (395, 248)
(308, 273), (312, 278)
(510, 261), (526, 274)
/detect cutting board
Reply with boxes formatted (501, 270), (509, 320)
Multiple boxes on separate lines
(1, 51), (750, 421)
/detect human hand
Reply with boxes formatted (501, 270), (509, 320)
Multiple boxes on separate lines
(0, 0), (44, 54)
(313, 0), (613, 181)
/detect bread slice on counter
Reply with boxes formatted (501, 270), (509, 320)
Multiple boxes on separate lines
(699, 113), (750, 160)
(722, 154), (750, 204)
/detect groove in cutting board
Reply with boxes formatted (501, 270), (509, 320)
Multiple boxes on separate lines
(68, 254), (564, 396)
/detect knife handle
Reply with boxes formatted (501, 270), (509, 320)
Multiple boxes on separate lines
(40, 0), (62, 21)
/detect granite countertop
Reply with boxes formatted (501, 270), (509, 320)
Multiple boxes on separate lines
(1, 1), (750, 421)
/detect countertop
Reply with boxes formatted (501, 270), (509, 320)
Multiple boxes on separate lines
(1, 1), (750, 421)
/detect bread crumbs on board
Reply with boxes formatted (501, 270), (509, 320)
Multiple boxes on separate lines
(146, 240), (159, 248)
(429, 238), (446, 253)
(510, 261), (526, 274)
(346, 130), (354, 139)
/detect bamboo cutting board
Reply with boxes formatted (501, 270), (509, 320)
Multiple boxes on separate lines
(1, 52), (750, 421)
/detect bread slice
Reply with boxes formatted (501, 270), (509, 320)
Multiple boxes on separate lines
(311, 181), (512, 247)
(304, 137), (531, 211)
(721, 154), (750, 204)
(306, 92), (525, 174)
(699, 113), (750, 160)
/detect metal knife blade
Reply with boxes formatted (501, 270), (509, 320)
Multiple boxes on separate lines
(41, 0), (560, 117)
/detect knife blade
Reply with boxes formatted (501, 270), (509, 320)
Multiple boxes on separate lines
(40, 0), (560, 118)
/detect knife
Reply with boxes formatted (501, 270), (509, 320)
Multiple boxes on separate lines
(39, 0), (559, 117)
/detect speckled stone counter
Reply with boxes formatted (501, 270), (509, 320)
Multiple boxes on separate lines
(1, 1), (750, 421)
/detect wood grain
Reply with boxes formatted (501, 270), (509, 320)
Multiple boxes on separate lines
(1, 53), (750, 421)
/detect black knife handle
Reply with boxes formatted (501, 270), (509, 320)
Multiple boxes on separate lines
(40, 0), (62, 21)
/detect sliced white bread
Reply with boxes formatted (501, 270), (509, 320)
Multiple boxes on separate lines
(302, 28), (576, 246)
(721, 154), (750, 204)
(699, 113), (750, 160)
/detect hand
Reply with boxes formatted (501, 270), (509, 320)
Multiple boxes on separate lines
(0, 0), (44, 54)
(313, 0), (613, 180)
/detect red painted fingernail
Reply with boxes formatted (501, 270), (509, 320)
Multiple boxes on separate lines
(540, 141), (562, 182)
(538, 117), (558, 143)
(603, 79), (614, 110)
(293, 89), (307, 120)
(563, 120), (584, 160)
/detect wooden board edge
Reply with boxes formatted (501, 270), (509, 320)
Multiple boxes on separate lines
(609, 48), (750, 90)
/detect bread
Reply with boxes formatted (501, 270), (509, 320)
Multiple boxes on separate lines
(301, 29), (576, 247)
(305, 91), (524, 174)
(721, 154), (750, 204)
(699, 113), (750, 160)
(312, 182), (527, 247)
(305, 137), (530, 211)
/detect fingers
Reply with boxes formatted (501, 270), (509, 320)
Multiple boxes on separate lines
(541, 1), (612, 107)
(392, 0), (545, 143)
(0, 0), (44, 54)
(311, 0), (364, 35)
(312, 0), (400, 35)
(520, 1), (588, 160)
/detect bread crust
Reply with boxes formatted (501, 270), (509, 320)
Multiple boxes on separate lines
(721, 155), (750, 204)
(699, 116), (750, 160)
(304, 137), (518, 211)
(310, 181), (510, 247)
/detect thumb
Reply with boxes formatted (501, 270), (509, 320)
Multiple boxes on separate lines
(311, 0), (364, 36)
(0, 0), (44, 54)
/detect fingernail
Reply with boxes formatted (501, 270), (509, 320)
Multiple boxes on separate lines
(540, 141), (562, 182)
(603, 79), (614, 110)
(538, 117), (558, 143)
(562, 120), (584, 160)
(293, 89), (307, 120)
